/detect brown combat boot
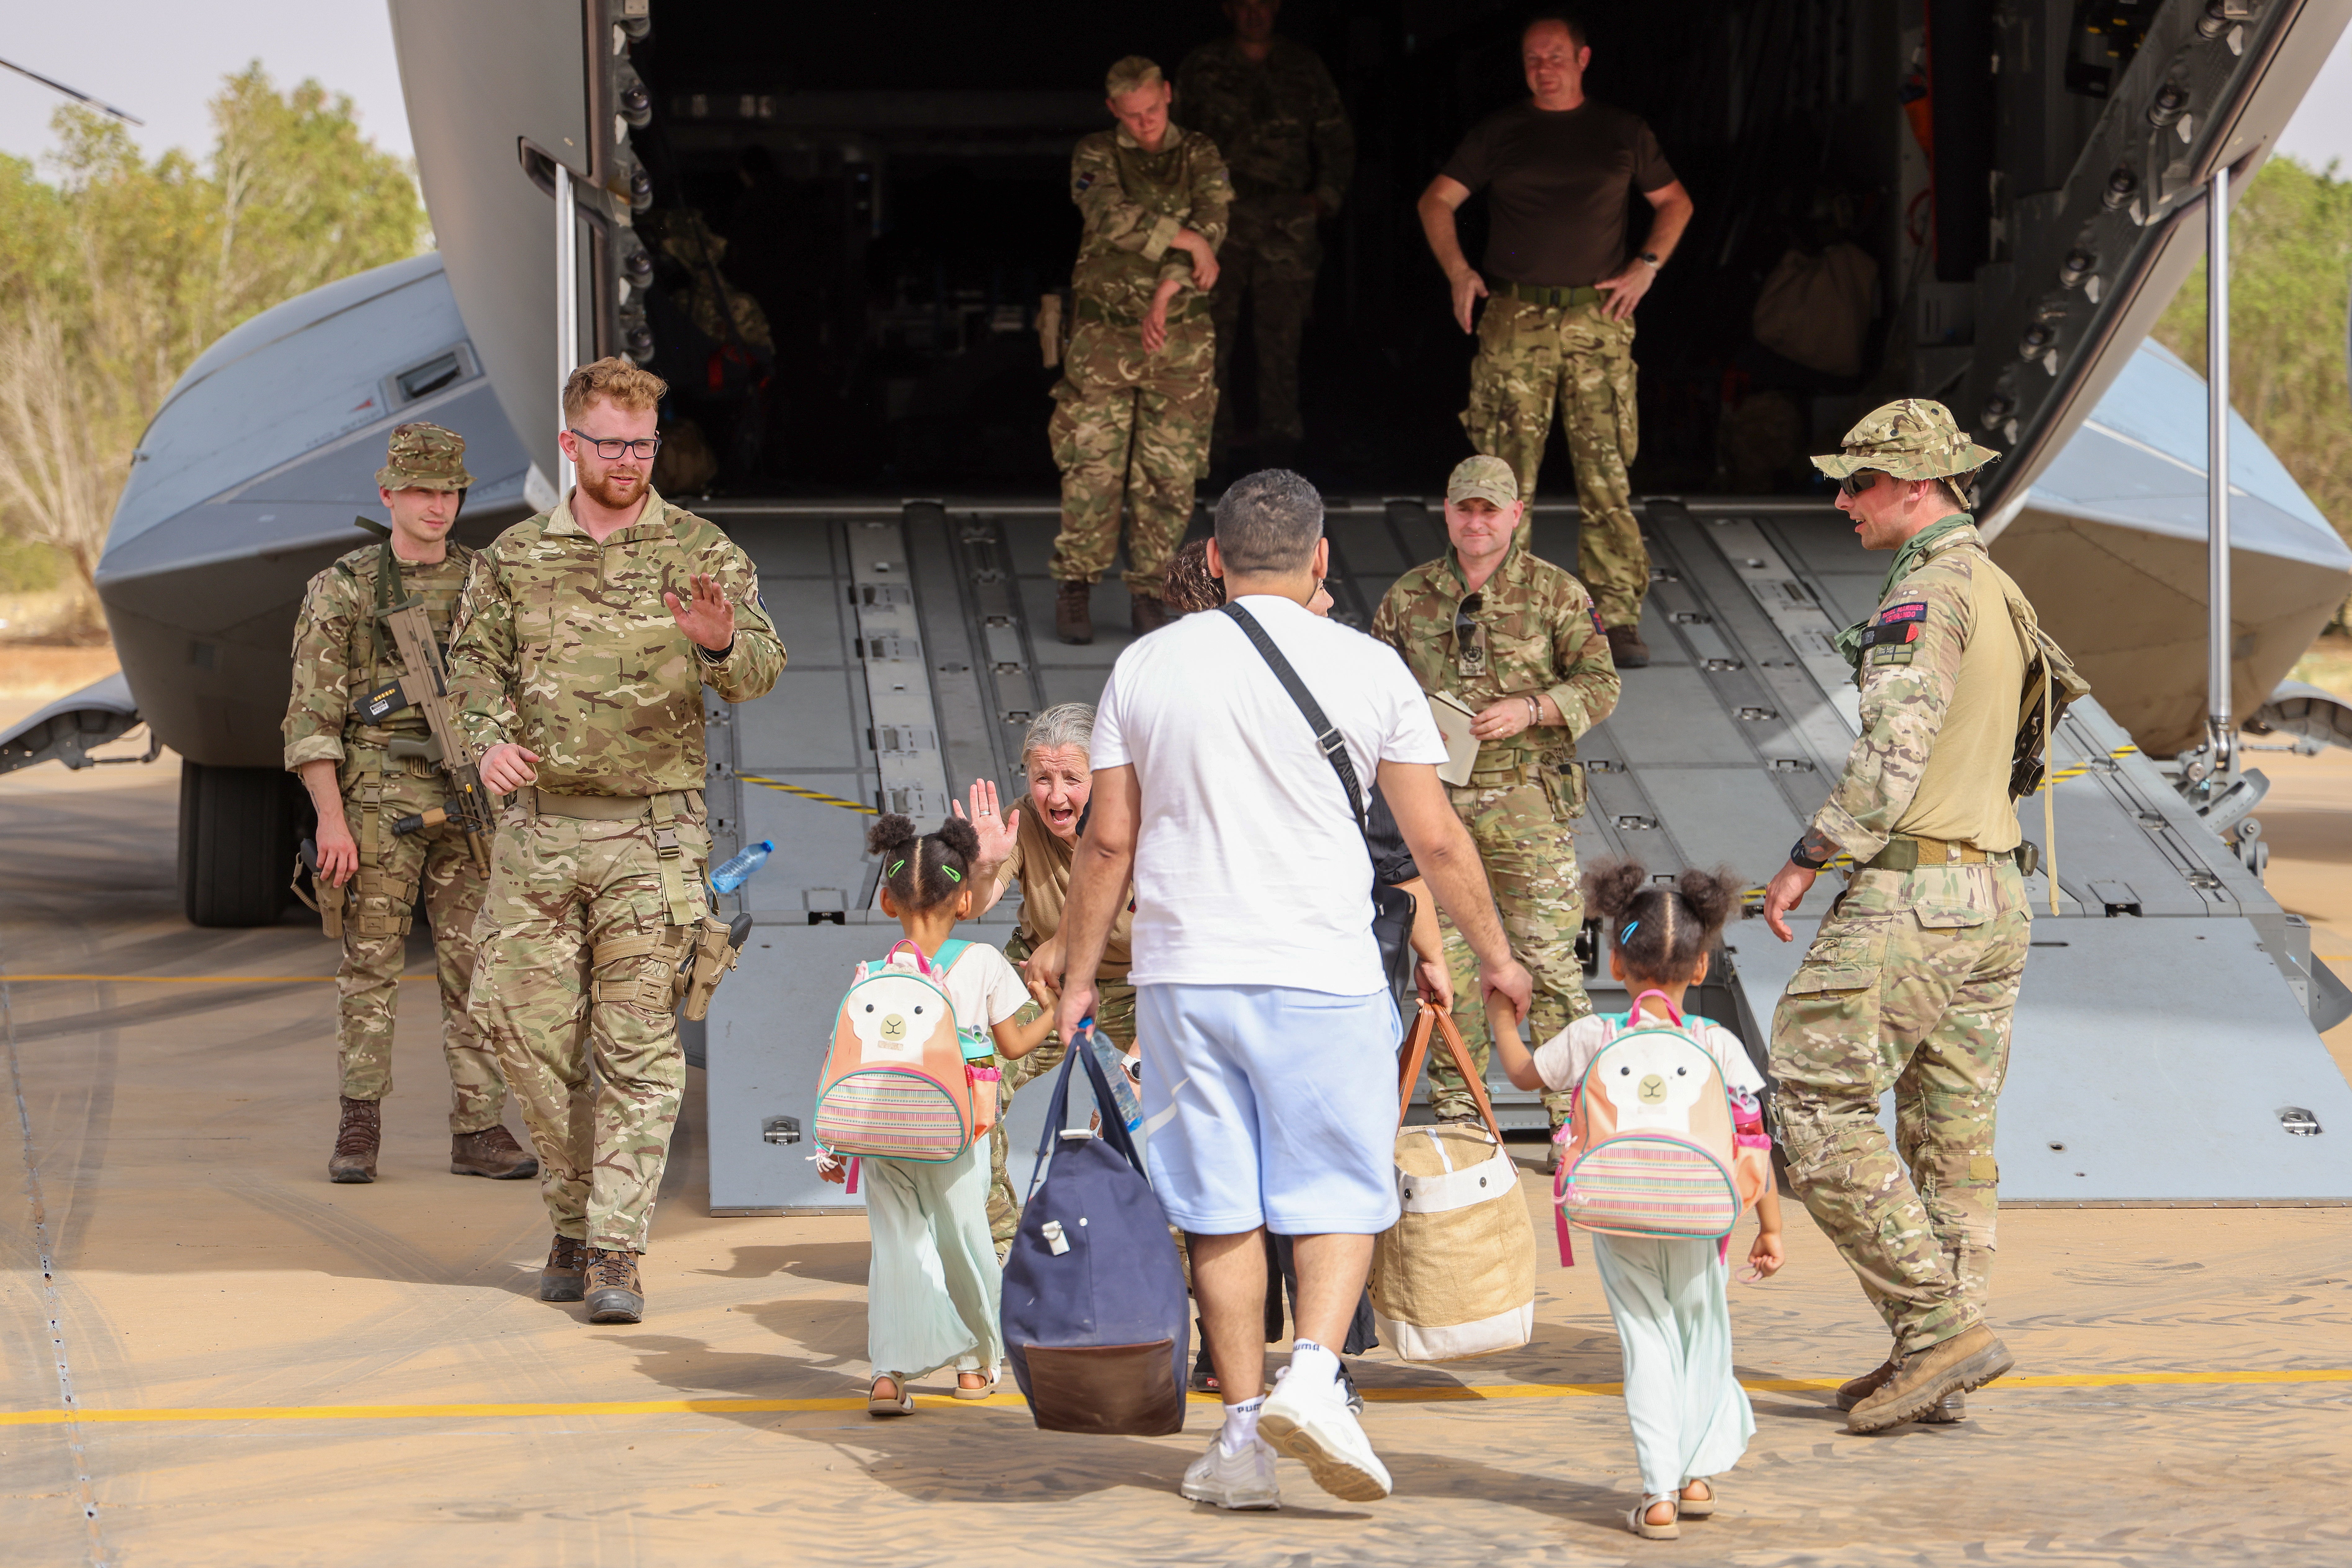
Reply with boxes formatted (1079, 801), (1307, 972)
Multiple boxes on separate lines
(1054, 579), (1094, 645)
(1848, 1323), (2013, 1432)
(584, 1248), (645, 1323)
(451, 1125), (539, 1180)
(1605, 623), (1651, 668)
(541, 1234), (588, 1302)
(328, 1097), (380, 1184)
(1836, 1358), (1963, 1421)
(1130, 591), (1168, 635)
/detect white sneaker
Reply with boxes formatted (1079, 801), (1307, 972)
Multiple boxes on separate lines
(1259, 1359), (1392, 1501)
(1179, 1434), (1281, 1510)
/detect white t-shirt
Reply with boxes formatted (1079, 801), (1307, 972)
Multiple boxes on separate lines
(1089, 595), (1448, 993)
(934, 941), (1033, 1044)
(1532, 1009), (1767, 1098)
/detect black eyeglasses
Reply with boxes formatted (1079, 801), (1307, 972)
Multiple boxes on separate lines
(567, 429), (663, 461)
(1839, 470), (1882, 499)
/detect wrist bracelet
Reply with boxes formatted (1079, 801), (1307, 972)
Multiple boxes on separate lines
(1524, 695), (1542, 727)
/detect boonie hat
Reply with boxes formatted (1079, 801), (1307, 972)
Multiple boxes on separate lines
(376, 422), (474, 491)
(1811, 398), (1999, 483)
(1106, 56), (1164, 97)
(1447, 454), (1520, 507)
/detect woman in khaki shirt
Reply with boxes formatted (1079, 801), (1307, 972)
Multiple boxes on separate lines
(962, 703), (1134, 1250)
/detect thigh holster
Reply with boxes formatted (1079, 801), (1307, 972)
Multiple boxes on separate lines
(591, 926), (695, 1013)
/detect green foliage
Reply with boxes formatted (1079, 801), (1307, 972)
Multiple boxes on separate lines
(2153, 155), (2352, 549)
(0, 65), (428, 594)
(0, 535), (67, 595)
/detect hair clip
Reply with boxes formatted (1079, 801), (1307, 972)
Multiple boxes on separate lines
(942, 866), (963, 883)
(1620, 921), (1640, 941)
(888, 859), (906, 877)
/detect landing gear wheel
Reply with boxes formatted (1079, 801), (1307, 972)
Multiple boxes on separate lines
(178, 760), (298, 927)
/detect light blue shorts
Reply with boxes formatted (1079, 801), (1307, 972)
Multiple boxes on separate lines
(1136, 983), (1403, 1236)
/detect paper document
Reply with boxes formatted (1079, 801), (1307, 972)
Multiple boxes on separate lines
(1428, 691), (1480, 787)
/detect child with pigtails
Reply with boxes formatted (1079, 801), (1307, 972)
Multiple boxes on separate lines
(1492, 859), (1785, 1542)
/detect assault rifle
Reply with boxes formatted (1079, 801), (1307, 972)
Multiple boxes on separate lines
(345, 518), (495, 872)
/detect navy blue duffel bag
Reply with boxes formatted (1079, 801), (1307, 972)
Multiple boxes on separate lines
(999, 1028), (1189, 1436)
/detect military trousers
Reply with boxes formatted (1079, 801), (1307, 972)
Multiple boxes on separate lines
(467, 798), (711, 1253)
(1768, 862), (2030, 1356)
(332, 768), (508, 1134)
(1460, 298), (1649, 628)
(985, 928), (1136, 1253)
(1047, 313), (1216, 597)
(1208, 215), (1316, 450)
(1427, 775), (1592, 1125)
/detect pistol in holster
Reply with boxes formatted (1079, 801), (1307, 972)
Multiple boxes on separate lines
(291, 838), (349, 941)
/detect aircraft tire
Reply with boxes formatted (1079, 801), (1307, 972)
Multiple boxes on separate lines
(179, 761), (297, 928)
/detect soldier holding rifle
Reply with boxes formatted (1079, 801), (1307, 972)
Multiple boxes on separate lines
(284, 422), (535, 1186)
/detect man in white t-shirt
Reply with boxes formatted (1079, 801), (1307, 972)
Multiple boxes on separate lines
(1056, 468), (1533, 1510)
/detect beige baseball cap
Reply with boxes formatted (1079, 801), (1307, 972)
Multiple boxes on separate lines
(1447, 454), (1519, 507)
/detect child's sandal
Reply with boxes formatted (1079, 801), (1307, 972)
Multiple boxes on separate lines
(1627, 1493), (1681, 1540)
(951, 1366), (999, 1400)
(868, 1374), (914, 1417)
(1677, 1478), (1714, 1518)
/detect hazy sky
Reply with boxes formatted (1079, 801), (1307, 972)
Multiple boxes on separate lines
(2, 4), (2349, 176)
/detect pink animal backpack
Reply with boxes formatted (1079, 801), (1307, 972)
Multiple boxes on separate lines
(813, 939), (977, 1162)
(1552, 990), (1773, 1263)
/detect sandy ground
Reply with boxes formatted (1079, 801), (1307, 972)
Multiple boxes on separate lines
(3, 757), (2350, 1567)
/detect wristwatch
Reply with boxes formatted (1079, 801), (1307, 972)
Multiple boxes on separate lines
(1788, 836), (1830, 872)
(1637, 250), (1662, 270)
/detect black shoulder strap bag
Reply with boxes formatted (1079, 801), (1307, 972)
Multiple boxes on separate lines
(1219, 601), (1419, 1014)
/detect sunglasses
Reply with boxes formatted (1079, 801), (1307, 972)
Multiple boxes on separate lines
(1455, 592), (1486, 673)
(1839, 470), (1883, 499)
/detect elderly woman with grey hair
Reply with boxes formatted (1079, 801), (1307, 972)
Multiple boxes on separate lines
(958, 701), (1135, 1251)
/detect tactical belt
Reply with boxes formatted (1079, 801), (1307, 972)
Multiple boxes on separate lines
(520, 787), (702, 821)
(1504, 281), (1602, 308)
(1866, 834), (2015, 872)
(520, 786), (706, 927)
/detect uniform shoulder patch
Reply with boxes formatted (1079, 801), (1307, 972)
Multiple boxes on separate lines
(1877, 601), (1927, 623)
(1590, 606), (1607, 638)
(1074, 172), (1095, 193)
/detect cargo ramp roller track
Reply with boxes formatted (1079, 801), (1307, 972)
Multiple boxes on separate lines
(700, 498), (2352, 1213)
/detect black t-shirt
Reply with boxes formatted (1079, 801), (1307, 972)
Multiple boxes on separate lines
(1440, 99), (1677, 287)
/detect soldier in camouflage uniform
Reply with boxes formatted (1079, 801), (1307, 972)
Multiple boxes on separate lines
(1176, 1), (1353, 469)
(1371, 456), (1620, 1126)
(1760, 400), (2028, 1432)
(449, 358), (784, 1325)
(1415, 16), (1694, 667)
(1048, 55), (1232, 645)
(284, 423), (535, 1187)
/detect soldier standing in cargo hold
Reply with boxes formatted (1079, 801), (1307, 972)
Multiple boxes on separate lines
(1048, 54), (1231, 645)
(449, 358), (783, 1326)
(284, 422), (535, 1187)
(1177, 0), (1352, 474)
(1416, 13), (1694, 669)
(1371, 456), (1618, 1132)
(1759, 400), (2029, 1433)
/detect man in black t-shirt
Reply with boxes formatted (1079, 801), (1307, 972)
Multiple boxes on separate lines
(1416, 13), (1694, 667)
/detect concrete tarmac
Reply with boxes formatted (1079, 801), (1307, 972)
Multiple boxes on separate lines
(3, 754), (2350, 1567)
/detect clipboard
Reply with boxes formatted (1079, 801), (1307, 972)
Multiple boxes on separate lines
(1428, 690), (1480, 787)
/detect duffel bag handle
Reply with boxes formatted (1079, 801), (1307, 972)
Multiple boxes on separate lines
(1026, 1021), (1147, 1203)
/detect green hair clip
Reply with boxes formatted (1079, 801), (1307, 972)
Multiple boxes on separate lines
(942, 866), (963, 883)
(888, 859), (906, 877)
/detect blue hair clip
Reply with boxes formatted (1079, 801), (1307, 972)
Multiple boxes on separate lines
(1619, 921), (1640, 942)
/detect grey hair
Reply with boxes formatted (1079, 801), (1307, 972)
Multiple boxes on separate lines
(1214, 468), (1324, 576)
(1021, 702), (1095, 767)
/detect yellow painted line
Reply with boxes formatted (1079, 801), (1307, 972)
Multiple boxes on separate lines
(4, 1368), (2345, 1426)
(1, 974), (430, 985)
(737, 773), (876, 815)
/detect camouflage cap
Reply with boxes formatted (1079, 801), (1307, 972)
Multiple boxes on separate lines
(375, 422), (474, 491)
(1447, 454), (1520, 507)
(1105, 55), (1164, 98)
(1811, 398), (2000, 482)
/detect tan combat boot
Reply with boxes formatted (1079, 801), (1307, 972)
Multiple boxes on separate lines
(1054, 580), (1094, 645)
(541, 1235), (588, 1302)
(1848, 1324), (2013, 1432)
(451, 1125), (539, 1180)
(584, 1248), (645, 1323)
(1130, 591), (1168, 635)
(328, 1097), (380, 1184)
(1838, 1360), (1963, 1422)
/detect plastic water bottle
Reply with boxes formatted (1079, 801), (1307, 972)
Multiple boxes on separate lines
(709, 839), (774, 896)
(1082, 1019), (1144, 1134)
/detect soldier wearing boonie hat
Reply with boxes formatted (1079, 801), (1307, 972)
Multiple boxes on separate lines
(1760, 396), (2032, 1434)
(1371, 452), (1621, 1131)
(282, 420), (534, 1190)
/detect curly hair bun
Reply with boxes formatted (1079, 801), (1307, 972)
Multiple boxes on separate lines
(866, 813), (919, 859)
